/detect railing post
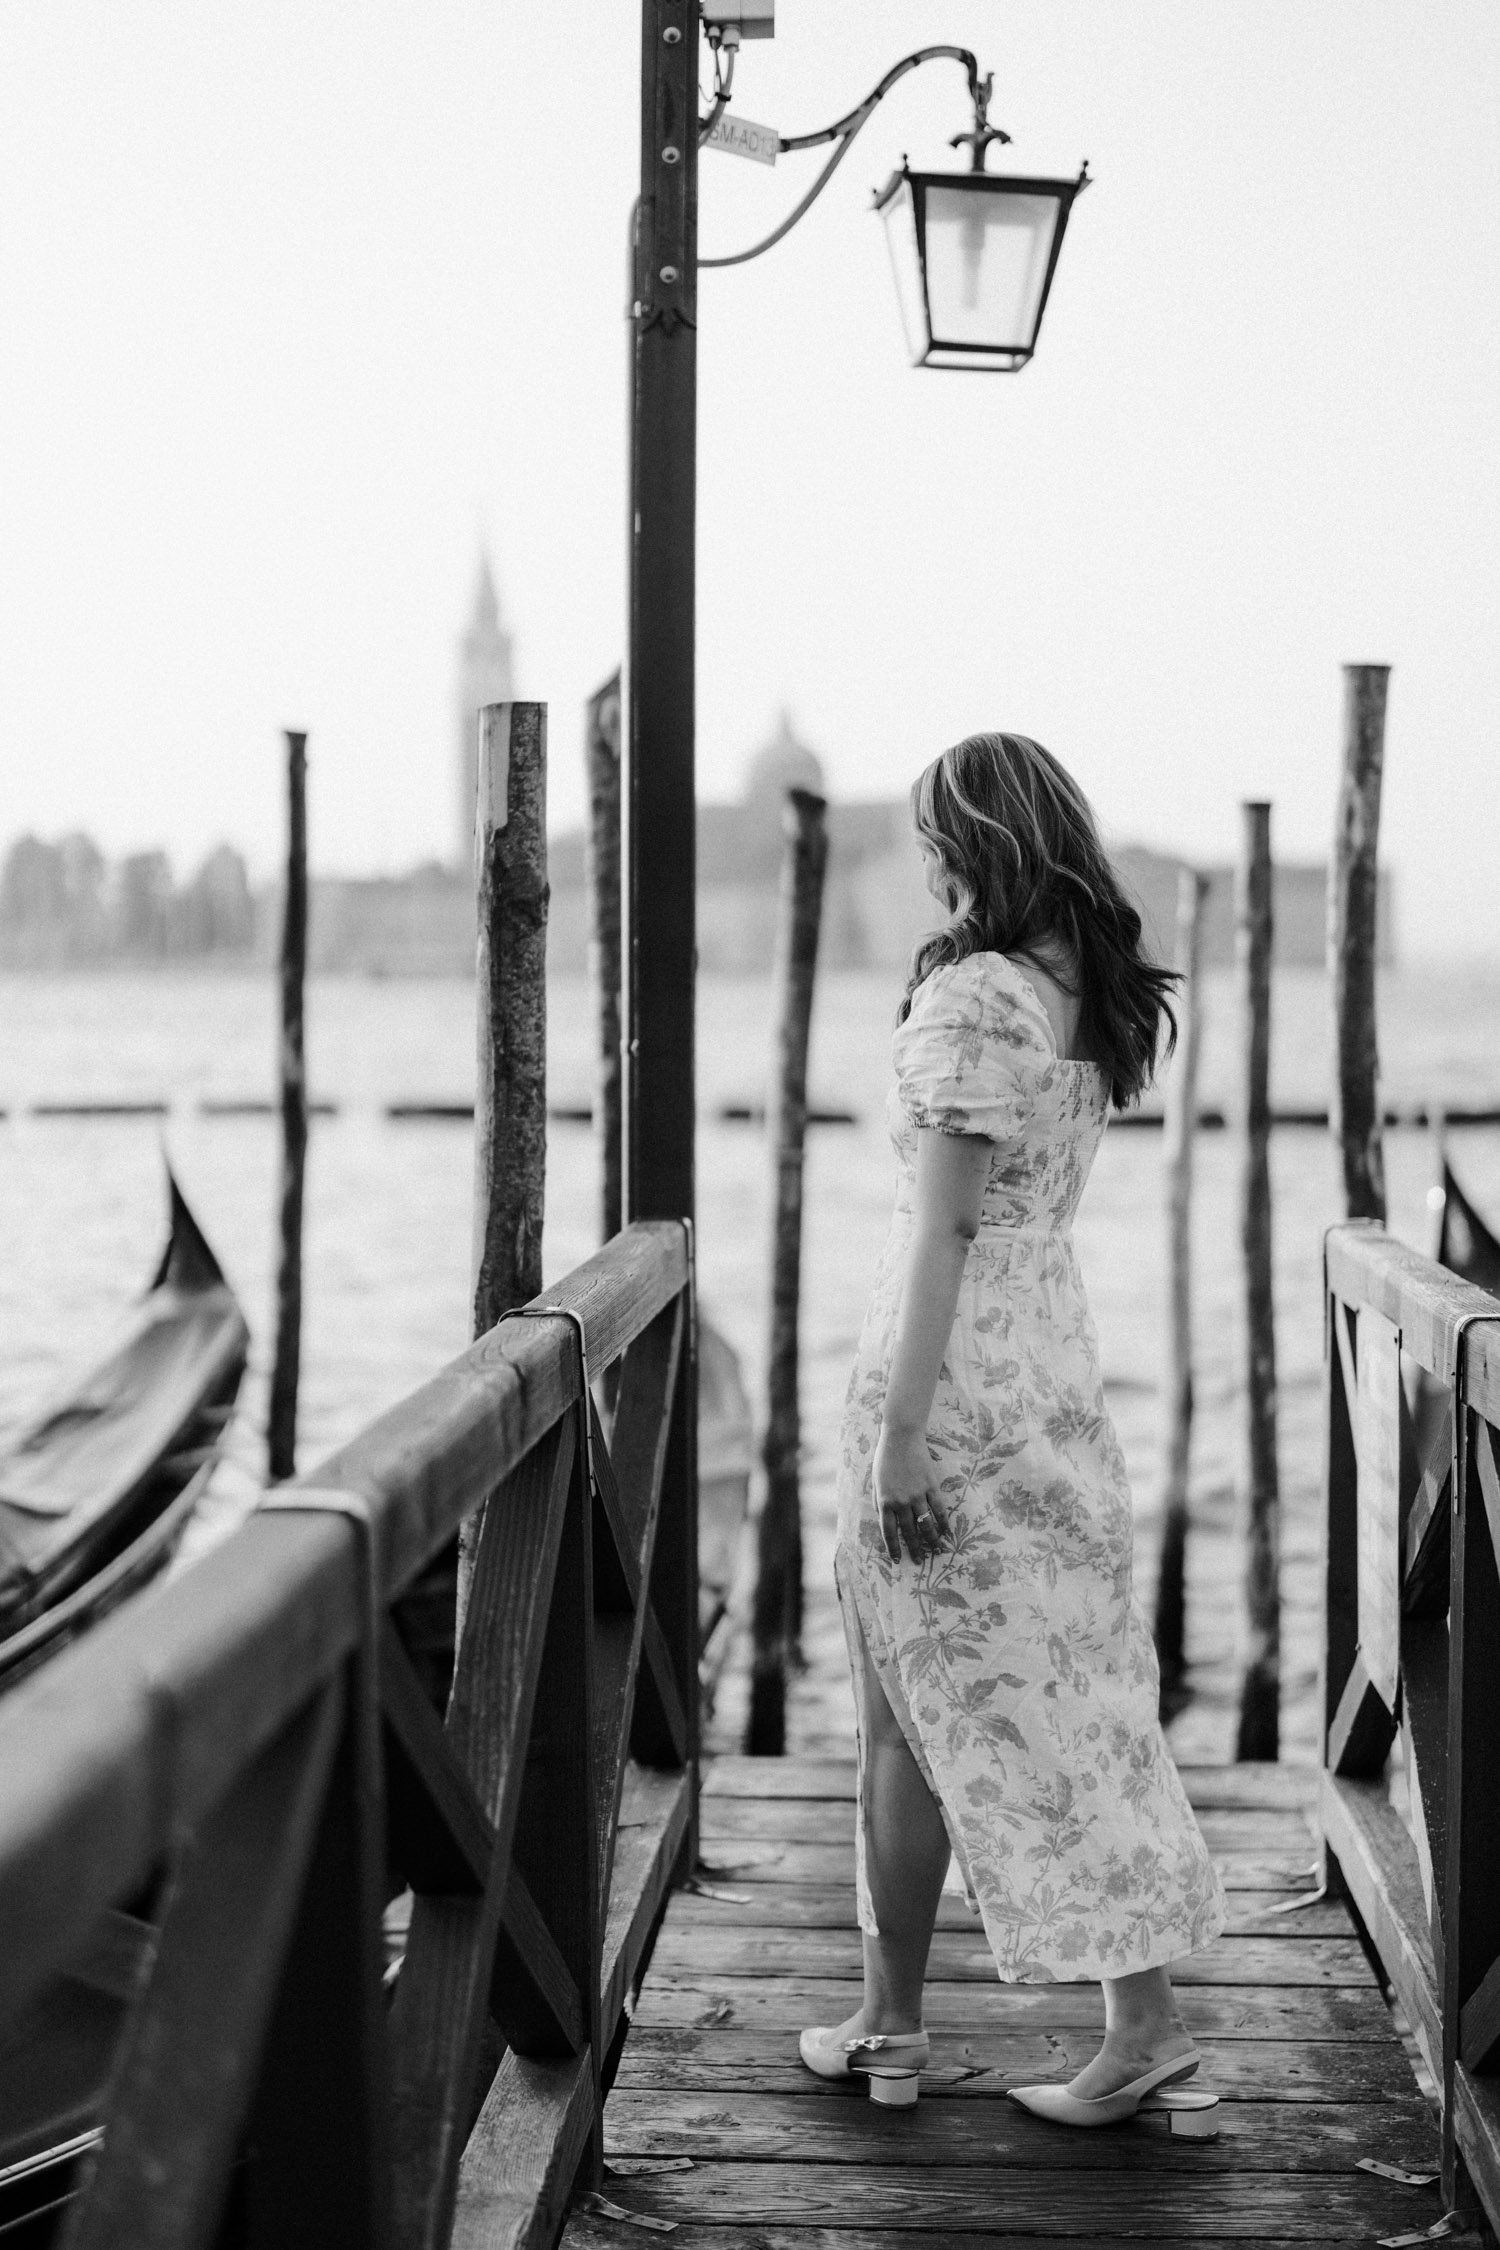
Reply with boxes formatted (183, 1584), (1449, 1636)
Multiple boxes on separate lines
(1443, 1382), (1500, 2210)
(642, 1253), (699, 1863)
(1320, 1256), (1359, 1901)
(513, 1433), (603, 2180)
(1322, 1267), (1361, 1753)
(240, 1654), (392, 2248)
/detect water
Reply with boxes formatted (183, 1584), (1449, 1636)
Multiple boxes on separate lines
(5, 963), (1500, 1759)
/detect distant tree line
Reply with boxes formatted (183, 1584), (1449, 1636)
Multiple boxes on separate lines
(0, 832), (256, 966)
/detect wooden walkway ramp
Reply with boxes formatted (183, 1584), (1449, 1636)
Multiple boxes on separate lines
(563, 1755), (1460, 2249)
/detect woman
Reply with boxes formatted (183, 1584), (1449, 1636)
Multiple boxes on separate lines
(801, 733), (1225, 2127)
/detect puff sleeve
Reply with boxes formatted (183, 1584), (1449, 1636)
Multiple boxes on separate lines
(892, 954), (1057, 1142)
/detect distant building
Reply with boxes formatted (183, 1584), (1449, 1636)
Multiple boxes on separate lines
(546, 715), (1396, 977)
(115, 851), (174, 957)
(295, 863), (476, 978)
(1113, 846), (1397, 974)
(172, 843), (257, 955)
(548, 714), (945, 974)
(454, 555), (515, 872)
(8, 592), (1392, 977)
(0, 832), (258, 966)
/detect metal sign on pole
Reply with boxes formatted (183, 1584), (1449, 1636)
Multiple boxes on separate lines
(703, 111), (780, 165)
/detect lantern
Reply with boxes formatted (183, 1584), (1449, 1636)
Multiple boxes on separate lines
(876, 161), (1090, 372)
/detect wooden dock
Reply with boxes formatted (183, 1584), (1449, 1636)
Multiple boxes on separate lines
(5, 1218), (1499, 2247)
(563, 1754), (1459, 2249)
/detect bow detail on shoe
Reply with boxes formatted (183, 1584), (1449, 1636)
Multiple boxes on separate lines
(800, 2023), (931, 2083)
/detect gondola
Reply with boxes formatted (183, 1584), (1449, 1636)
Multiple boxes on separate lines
(1434, 1153), (1500, 1298)
(0, 1169), (249, 1691)
(1404, 1147), (1500, 1482)
(0, 1173), (247, 2224)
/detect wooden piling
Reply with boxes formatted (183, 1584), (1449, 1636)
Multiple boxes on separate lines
(471, 701), (549, 1329)
(747, 788), (828, 1758)
(458, 701), (549, 1634)
(1235, 801), (1281, 1762)
(585, 670), (624, 1244)
(1153, 866), (1209, 1704)
(1330, 664), (1391, 1224)
(267, 729), (308, 1484)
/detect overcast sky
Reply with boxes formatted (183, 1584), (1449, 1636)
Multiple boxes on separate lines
(2, 3), (1496, 955)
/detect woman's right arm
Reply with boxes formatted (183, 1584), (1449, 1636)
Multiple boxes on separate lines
(875, 1126), (991, 1564)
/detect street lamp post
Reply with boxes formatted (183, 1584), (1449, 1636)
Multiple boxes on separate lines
(625, 0), (702, 1807)
(623, 7), (1088, 1787)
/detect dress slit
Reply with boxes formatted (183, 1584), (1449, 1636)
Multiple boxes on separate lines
(835, 1550), (973, 1938)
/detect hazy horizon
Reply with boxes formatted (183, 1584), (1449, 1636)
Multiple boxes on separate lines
(2, 4), (1496, 957)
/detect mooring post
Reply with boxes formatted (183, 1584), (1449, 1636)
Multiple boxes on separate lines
(1330, 664), (1390, 1225)
(458, 700), (549, 1637)
(747, 788), (829, 1758)
(585, 670), (624, 1245)
(1154, 865), (1209, 1704)
(267, 728), (308, 1484)
(1235, 801), (1281, 1761)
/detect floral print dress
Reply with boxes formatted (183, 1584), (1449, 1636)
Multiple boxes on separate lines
(835, 951), (1225, 1982)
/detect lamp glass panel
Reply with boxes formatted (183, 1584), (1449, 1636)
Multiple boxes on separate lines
(924, 347), (1030, 371)
(920, 185), (1060, 350)
(879, 181), (929, 363)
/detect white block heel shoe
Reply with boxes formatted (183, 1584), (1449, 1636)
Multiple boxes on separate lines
(1008, 2047), (1202, 2128)
(799, 2025), (929, 2105)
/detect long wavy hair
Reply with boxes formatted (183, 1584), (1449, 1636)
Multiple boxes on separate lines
(898, 732), (1177, 1110)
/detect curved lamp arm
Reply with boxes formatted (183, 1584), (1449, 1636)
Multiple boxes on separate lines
(700, 44), (991, 272)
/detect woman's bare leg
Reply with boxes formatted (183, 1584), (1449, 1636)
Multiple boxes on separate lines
(830, 1633), (950, 2038)
(1064, 1966), (1196, 2098)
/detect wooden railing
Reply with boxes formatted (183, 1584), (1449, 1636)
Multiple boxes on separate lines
(0, 1219), (696, 2250)
(1320, 1221), (1500, 2223)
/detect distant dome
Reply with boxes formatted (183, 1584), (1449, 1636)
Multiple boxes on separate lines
(743, 710), (825, 804)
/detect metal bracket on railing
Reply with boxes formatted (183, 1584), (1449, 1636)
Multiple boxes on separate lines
(258, 1486), (384, 1784)
(680, 1215), (698, 1359)
(498, 1306), (597, 1504)
(260, 1486), (380, 1644)
(1451, 1311), (1500, 1521)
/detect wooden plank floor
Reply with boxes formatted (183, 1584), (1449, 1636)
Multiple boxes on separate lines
(560, 1756), (1467, 2248)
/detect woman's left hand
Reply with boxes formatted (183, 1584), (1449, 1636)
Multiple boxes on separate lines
(874, 1427), (951, 1563)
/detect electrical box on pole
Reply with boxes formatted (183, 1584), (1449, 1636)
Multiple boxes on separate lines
(702, 0), (774, 36)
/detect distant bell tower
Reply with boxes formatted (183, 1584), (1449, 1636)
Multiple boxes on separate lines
(456, 554), (516, 871)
